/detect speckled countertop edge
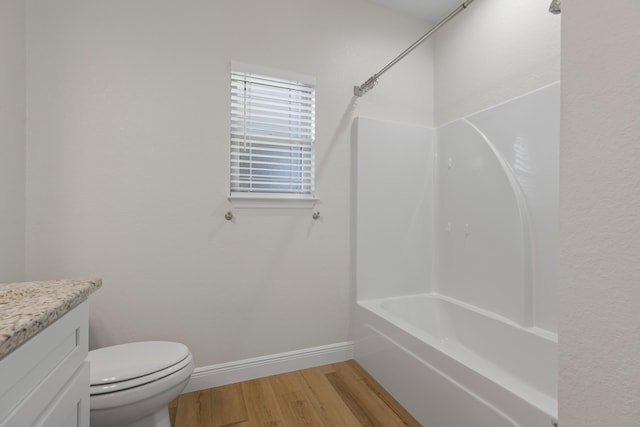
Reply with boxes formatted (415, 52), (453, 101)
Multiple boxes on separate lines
(0, 278), (102, 359)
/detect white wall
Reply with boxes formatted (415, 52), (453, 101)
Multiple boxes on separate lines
(433, 0), (561, 125)
(25, 0), (433, 367)
(560, 0), (640, 424)
(0, 0), (26, 283)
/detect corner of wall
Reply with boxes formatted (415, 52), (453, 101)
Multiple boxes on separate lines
(0, 0), (26, 282)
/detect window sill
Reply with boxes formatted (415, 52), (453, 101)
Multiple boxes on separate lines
(228, 194), (319, 209)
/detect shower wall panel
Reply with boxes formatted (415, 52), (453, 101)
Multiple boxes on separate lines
(353, 118), (435, 301)
(436, 83), (559, 332)
(353, 84), (558, 333)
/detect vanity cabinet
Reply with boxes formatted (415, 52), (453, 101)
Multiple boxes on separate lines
(0, 301), (90, 426)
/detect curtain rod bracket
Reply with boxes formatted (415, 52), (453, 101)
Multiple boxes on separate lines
(354, 76), (378, 97)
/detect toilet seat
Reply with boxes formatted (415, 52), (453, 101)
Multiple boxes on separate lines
(88, 341), (192, 395)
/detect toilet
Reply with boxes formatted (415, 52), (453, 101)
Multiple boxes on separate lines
(87, 341), (194, 427)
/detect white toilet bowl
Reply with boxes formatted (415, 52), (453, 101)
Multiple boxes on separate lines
(88, 341), (194, 427)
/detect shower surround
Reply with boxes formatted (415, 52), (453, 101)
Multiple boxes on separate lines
(352, 83), (559, 426)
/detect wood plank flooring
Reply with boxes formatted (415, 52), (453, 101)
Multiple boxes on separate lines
(169, 359), (421, 427)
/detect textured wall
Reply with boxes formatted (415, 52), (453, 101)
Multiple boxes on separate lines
(25, 0), (433, 367)
(0, 0), (26, 283)
(560, 0), (640, 424)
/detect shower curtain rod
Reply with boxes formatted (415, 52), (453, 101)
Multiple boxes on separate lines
(354, 0), (476, 97)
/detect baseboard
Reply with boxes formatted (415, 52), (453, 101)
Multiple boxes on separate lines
(183, 341), (354, 393)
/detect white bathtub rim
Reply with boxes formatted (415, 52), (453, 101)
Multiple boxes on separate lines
(357, 294), (557, 418)
(359, 292), (557, 341)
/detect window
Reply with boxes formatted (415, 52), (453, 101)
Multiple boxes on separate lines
(229, 63), (317, 208)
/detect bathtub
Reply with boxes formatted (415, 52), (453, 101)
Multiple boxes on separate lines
(353, 294), (557, 427)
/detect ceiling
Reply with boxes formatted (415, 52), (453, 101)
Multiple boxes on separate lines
(365, 0), (464, 22)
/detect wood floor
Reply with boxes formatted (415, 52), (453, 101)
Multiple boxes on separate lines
(169, 359), (421, 427)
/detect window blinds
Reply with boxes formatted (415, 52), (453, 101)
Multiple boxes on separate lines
(230, 69), (316, 195)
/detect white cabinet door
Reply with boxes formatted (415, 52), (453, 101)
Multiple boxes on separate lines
(34, 362), (90, 427)
(0, 302), (89, 426)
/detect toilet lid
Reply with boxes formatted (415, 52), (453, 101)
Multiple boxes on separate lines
(90, 352), (193, 395)
(88, 341), (191, 386)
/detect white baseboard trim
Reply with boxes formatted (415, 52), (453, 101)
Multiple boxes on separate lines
(183, 341), (354, 393)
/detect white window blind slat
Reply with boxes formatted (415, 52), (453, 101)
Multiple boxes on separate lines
(230, 177), (313, 185)
(230, 111), (314, 126)
(231, 147), (313, 155)
(231, 159), (314, 168)
(230, 67), (316, 196)
(231, 135), (314, 146)
(230, 88), (315, 102)
(231, 163), (314, 172)
(231, 145), (312, 154)
(231, 122), (314, 136)
(231, 75), (315, 92)
(230, 100), (314, 115)
(231, 152), (314, 161)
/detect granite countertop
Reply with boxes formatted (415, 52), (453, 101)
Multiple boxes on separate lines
(0, 278), (102, 359)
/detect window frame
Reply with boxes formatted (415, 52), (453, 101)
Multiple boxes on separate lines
(228, 62), (318, 209)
